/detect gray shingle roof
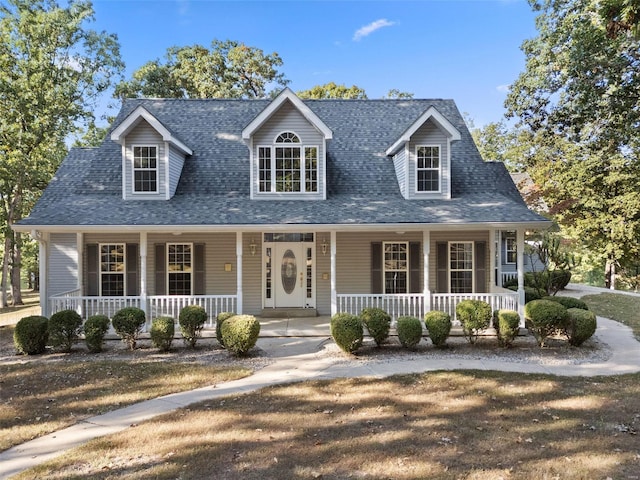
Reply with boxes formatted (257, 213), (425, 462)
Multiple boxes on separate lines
(19, 97), (548, 228)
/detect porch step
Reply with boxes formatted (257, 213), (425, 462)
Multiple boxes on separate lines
(260, 308), (318, 318)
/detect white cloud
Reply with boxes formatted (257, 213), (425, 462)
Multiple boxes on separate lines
(353, 19), (396, 41)
(496, 84), (510, 93)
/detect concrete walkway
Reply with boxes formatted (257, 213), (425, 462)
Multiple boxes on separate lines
(1, 284), (640, 478)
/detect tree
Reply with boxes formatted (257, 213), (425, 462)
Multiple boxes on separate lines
(0, 0), (123, 305)
(385, 89), (414, 99)
(599, 0), (640, 38)
(296, 82), (367, 99)
(115, 40), (288, 99)
(506, 0), (640, 289)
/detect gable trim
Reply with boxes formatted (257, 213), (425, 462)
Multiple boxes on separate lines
(110, 105), (193, 156)
(242, 88), (333, 141)
(385, 106), (461, 156)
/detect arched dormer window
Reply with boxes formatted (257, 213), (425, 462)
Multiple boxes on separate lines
(258, 131), (318, 193)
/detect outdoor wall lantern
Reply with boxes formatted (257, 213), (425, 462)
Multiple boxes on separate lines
(322, 238), (328, 255)
(249, 238), (257, 256)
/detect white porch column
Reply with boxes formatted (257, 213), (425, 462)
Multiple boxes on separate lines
(76, 233), (84, 318)
(236, 232), (243, 314)
(140, 232), (147, 316)
(423, 230), (431, 314)
(330, 230), (337, 317)
(497, 230), (503, 287)
(36, 231), (49, 318)
(517, 228), (525, 325)
(489, 229), (496, 291)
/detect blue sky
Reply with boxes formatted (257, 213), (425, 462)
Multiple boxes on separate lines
(92, 0), (539, 126)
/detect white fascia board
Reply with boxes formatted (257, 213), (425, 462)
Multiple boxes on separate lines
(110, 106), (193, 156)
(385, 106), (461, 156)
(242, 88), (333, 141)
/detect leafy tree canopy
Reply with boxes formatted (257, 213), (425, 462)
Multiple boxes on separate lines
(115, 40), (288, 99)
(505, 0), (640, 288)
(296, 82), (367, 99)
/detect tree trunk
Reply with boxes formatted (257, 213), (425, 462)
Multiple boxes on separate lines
(11, 232), (23, 305)
(1, 236), (10, 308)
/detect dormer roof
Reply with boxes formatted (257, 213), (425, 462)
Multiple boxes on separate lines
(110, 105), (193, 155)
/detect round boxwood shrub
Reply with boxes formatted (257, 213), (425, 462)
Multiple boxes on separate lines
(48, 309), (83, 353)
(359, 307), (391, 346)
(524, 299), (568, 347)
(330, 313), (363, 354)
(566, 308), (597, 347)
(496, 309), (520, 348)
(179, 305), (208, 348)
(216, 312), (236, 347)
(112, 307), (146, 350)
(220, 314), (260, 356)
(456, 300), (492, 345)
(508, 285), (543, 303)
(84, 315), (110, 353)
(424, 310), (452, 348)
(396, 316), (423, 349)
(542, 296), (589, 311)
(14, 315), (49, 355)
(150, 316), (175, 352)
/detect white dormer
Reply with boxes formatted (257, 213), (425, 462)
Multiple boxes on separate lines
(111, 106), (192, 200)
(386, 106), (461, 200)
(242, 88), (332, 200)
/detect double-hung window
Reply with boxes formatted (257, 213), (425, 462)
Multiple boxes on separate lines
(505, 236), (517, 264)
(416, 145), (440, 192)
(449, 242), (473, 293)
(167, 243), (192, 295)
(384, 242), (408, 294)
(133, 145), (158, 193)
(258, 132), (318, 193)
(100, 244), (125, 296)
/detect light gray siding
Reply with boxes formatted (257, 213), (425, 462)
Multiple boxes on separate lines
(167, 144), (186, 198)
(123, 120), (167, 200)
(49, 233), (78, 295)
(408, 119), (450, 200)
(252, 100), (326, 200)
(242, 233), (262, 314)
(392, 149), (407, 198)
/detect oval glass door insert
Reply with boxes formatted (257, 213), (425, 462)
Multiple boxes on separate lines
(281, 249), (297, 294)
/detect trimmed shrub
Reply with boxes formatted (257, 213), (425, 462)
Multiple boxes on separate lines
(48, 309), (83, 353)
(524, 299), (568, 347)
(542, 296), (589, 311)
(220, 314), (260, 356)
(330, 313), (363, 354)
(216, 312), (236, 347)
(396, 316), (423, 349)
(179, 305), (208, 348)
(14, 315), (49, 355)
(508, 285), (542, 303)
(360, 307), (391, 346)
(496, 310), (520, 348)
(150, 316), (175, 352)
(84, 315), (110, 353)
(567, 308), (597, 347)
(424, 310), (452, 348)
(456, 300), (492, 344)
(112, 307), (146, 350)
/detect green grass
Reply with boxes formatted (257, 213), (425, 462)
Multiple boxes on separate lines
(582, 292), (640, 339)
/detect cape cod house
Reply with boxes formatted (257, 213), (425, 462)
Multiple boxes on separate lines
(14, 88), (549, 328)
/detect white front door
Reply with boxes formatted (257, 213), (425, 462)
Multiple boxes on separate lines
(274, 242), (306, 308)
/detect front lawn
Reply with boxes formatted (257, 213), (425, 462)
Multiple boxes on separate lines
(15, 371), (640, 480)
(582, 292), (640, 339)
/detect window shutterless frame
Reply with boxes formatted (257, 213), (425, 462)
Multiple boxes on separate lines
(415, 145), (441, 193)
(506, 236), (517, 264)
(131, 144), (159, 194)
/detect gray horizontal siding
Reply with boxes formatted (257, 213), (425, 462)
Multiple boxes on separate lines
(167, 144), (185, 198)
(124, 121), (167, 200)
(49, 233), (78, 296)
(393, 149), (407, 198)
(408, 119), (449, 200)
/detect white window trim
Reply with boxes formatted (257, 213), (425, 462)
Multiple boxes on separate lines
(99, 243), (126, 297)
(256, 143), (320, 194)
(131, 144), (159, 195)
(167, 242), (193, 296)
(505, 236), (517, 265)
(415, 144), (442, 194)
(383, 241), (409, 294)
(448, 241), (474, 293)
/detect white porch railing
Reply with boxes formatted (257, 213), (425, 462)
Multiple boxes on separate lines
(337, 292), (519, 328)
(49, 292), (237, 328)
(148, 295), (237, 327)
(336, 294), (426, 320)
(501, 271), (518, 285)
